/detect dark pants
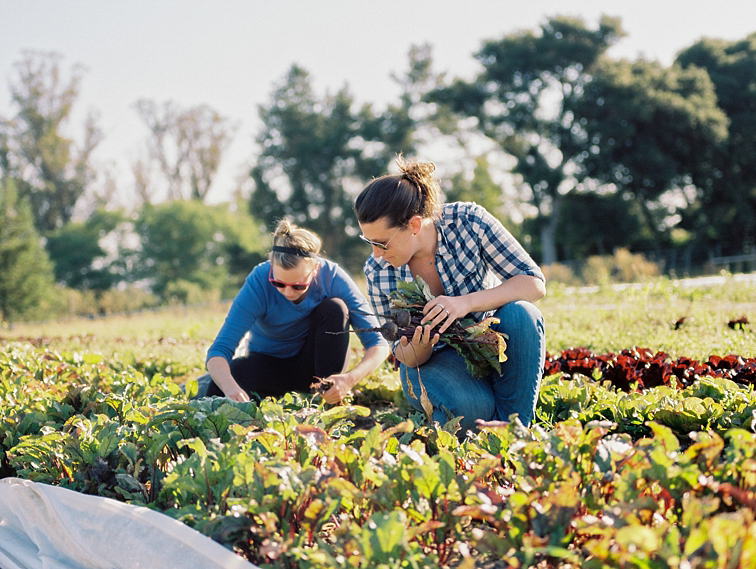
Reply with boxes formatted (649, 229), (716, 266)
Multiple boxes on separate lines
(206, 298), (351, 399)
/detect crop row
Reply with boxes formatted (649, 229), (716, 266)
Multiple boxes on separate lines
(2, 342), (756, 568)
(545, 347), (756, 390)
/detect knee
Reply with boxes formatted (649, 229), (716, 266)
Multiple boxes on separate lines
(315, 297), (349, 325)
(495, 300), (544, 332)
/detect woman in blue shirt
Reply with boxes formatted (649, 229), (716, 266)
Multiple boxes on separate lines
(205, 219), (389, 404)
(354, 158), (546, 430)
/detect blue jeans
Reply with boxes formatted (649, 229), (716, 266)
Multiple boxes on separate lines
(399, 301), (545, 432)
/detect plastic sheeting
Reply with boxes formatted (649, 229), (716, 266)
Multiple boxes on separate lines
(0, 478), (258, 569)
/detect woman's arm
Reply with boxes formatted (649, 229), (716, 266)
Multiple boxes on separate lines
(206, 356), (250, 402)
(321, 343), (390, 404)
(422, 274), (545, 334)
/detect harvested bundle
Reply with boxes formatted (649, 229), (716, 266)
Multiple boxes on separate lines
(382, 277), (508, 378)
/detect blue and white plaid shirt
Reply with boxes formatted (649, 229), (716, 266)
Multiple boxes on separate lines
(364, 202), (545, 323)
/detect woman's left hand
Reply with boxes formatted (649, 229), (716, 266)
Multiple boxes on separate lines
(421, 295), (468, 334)
(321, 373), (356, 405)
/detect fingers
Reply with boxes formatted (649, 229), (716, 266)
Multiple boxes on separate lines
(422, 299), (453, 332)
(321, 377), (352, 405)
(398, 322), (440, 349)
(411, 324), (440, 347)
(228, 389), (250, 402)
(322, 389), (340, 405)
(323, 387), (347, 405)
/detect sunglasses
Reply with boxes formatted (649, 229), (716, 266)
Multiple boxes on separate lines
(268, 266), (316, 291)
(359, 225), (402, 251)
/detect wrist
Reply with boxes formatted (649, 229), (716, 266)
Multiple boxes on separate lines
(344, 370), (360, 387)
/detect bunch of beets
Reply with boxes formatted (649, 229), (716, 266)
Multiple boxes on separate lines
(375, 278), (508, 378)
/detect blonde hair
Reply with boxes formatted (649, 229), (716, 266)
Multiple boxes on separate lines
(355, 156), (442, 227)
(270, 218), (322, 269)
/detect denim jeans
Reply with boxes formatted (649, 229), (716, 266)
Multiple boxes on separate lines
(399, 300), (545, 432)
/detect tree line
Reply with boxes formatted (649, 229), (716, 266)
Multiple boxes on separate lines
(1, 15), (755, 324)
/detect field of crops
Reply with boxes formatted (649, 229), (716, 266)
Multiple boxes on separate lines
(2, 276), (755, 568)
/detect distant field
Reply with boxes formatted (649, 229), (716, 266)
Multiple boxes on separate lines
(2, 275), (754, 381)
(541, 275), (756, 361)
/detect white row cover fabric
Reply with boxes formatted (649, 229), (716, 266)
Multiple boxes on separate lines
(0, 478), (258, 569)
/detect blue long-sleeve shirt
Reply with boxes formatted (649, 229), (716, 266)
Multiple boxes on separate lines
(206, 258), (387, 365)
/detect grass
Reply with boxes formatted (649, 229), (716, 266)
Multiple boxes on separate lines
(0, 303), (225, 380)
(541, 276), (756, 360)
(1, 275), (754, 381)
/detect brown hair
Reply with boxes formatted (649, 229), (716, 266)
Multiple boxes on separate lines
(270, 218), (322, 269)
(354, 156), (442, 228)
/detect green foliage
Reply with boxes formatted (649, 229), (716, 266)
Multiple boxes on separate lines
(250, 64), (416, 273)
(446, 155), (508, 220)
(577, 58), (729, 251)
(134, 200), (265, 301)
(676, 33), (756, 254)
(0, 51), (101, 232)
(4, 336), (756, 568)
(555, 192), (650, 260)
(0, 178), (56, 324)
(429, 15), (626, 265)
(45, 209), (125, 290)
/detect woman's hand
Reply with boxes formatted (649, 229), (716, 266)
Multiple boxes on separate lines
(224, 387), (250, 402)
(421, 295), (469, 333)
(206, 356), (250, 402)
(395, 324), (439, 367)
(321, 373), (357, 404)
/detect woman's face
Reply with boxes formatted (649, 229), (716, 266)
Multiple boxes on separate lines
(269, 259), (319, 303)
(358, 217), (413, 267)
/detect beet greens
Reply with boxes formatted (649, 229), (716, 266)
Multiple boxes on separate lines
(382, 277), (508, 378)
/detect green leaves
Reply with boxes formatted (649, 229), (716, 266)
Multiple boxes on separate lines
(5, 342), (756, 568)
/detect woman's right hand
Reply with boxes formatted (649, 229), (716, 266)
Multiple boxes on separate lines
(207, 356), (250, 402)
(224, 386), (250, 402)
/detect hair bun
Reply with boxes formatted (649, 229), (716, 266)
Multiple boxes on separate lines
(398, 157), (436, 188)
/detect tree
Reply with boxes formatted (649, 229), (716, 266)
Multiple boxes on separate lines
(555, 192), (648, 259)
(0, 51), (102, 232)
(0, 178), (56, 324)
(676, 33), (756, 253)
(446, 155), (512, 220)
(45, 209), (124, 291)
(250, 65), (415, 272)
(134, 100), (238, 203)
(134, 200), (265, 301)
(575, 59), (729, 254)
(428, 16), (626, 265)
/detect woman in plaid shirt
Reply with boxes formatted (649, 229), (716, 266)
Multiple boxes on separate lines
(355, 158), (546, 432)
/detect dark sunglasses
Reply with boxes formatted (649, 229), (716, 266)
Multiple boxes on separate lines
(268, 267), (316, 291)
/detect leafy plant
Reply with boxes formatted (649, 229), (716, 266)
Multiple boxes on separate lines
(383, 277), (509, 378)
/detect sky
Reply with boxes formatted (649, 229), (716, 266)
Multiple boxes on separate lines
(2, 0), (756, 206)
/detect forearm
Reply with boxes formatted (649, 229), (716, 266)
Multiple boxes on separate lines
(461, 274), (545, 314)
(206, 356), (242, 396)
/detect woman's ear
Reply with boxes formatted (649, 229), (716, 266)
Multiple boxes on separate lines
(408, 215), (423, 235)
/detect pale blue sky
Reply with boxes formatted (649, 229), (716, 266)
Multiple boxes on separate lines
(2, 0), (755, 205)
